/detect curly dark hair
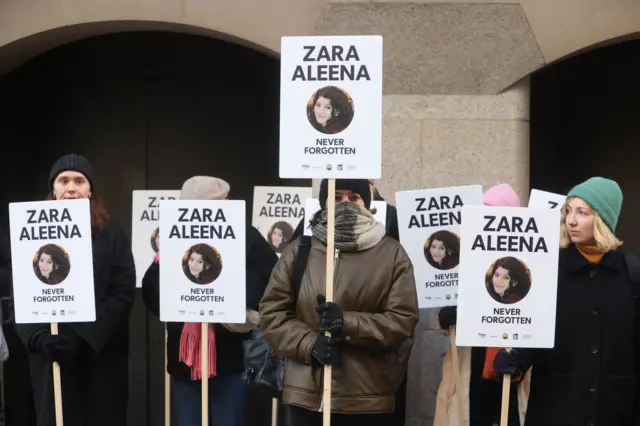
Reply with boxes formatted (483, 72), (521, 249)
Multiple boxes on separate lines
(182, 244), (223, 285)
(424, 230), (460, 270)
(485, 257), (531, 304)
(307, 86), (355, 134)
(33, 244), (71, 285)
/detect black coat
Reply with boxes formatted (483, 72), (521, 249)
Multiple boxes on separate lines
(16, 220), (136, 426)
(142, 225), (277, 381)
(518, 244), (640, 426)
(292, 203), (400, 242)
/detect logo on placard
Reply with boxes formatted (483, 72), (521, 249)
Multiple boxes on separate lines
(33, 244), (71, 285)
(301, 164), (310, 170)
(424, 231), (460, 271)
(179, 310), (185, 315)
(513, 334), (519, 340)
(52, 310), (57, 316)
(267, 222), (295, 255)
(326, 164), (333, 171)
(307, 86), (355, 135)
(478, 333), (486, 338)
(445, 294), (451, 300)
(150, 227), (160, 253)
(502, 333), (508, 340)
(182, 244), (223, 285)
(200, 310), (205, 316)
(486, 257), (532, 305)
(208, 310), (214, 316)
(337, 164), (343, 171)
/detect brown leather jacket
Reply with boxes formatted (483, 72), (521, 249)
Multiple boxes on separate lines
(259, 236), (419, 414)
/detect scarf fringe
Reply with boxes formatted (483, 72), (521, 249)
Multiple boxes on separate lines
(179, 323), (217, 380)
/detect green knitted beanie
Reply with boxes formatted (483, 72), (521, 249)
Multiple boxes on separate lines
(567, 177), (623, 232)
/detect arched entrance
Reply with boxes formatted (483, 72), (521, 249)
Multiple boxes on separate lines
(530, 38), (640, 253)
(0, 30), (303, 426)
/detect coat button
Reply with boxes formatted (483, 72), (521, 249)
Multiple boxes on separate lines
(589, 269), (596, 278)
(590, 346), (598, 354)
(590, 308), (599, 315)
(589, 386), (597, 392)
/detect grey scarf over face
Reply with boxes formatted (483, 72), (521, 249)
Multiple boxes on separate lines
(310, 202), (386, 252)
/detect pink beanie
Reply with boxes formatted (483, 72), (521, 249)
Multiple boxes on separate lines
(483, 183), (521, 207)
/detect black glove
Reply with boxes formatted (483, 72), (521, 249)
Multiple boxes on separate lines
(494, 349), (521, 377)
(316, 295), (344, 335)
(311, 333), (341, 365)
(50, 333), (86, 363)
(438, 306), (457, 329)
(28, 329), (58, 360)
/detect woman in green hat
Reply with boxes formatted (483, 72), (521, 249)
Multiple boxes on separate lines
(493, 177), (640, 425)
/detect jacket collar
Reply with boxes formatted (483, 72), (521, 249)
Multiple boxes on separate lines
(562, 243), (625, 273)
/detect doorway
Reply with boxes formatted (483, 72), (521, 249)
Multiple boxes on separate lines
(530, 39), (640, 255)
(0, 31), (303, 426)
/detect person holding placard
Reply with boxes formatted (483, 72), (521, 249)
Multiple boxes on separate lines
(259, 178), (419, 426)
(494, 177), (640, 426)
(435, 183), (528, 426)
(16, 154), (136, 426)
(142, 176), (277, 426)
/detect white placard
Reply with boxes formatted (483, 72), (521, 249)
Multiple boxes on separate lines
(132, 190), (180, 288)
(9, 199), (96, 323)
(302, 198), (387, 236)
(252, 186), (312, 254)
(159, 200), (246, 323)
(396, 186), (483, 308)
(279, 35), (383, 179)
(456, 206), (560, 348)
(528, 189), (566, 211)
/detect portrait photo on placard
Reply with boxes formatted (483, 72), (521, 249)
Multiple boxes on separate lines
(33, 244), (71, 285)
(485, 256), (532, 304)
(150, 227), (160, 253)
(307, 86), (355, 134)
(182, 243), (223, 285)
(424, 230), (460, 271)
(267, 221), (294, 254)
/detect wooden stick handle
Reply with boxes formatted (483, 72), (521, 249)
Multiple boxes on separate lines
(323, 178), (336, 426)
(449, 326), (464, 425)
(51, 322), (64, 426)
(271, 398), (278, 426)
(165, 324), (171, 426)
(201, 322), (208, 426)
(500, 347), (513, 426)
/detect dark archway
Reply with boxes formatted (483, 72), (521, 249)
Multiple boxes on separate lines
(0, 31), (300, 426)
(530, 39), (640, 255)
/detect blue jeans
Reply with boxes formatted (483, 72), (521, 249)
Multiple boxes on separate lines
(172, 374), (247, 426)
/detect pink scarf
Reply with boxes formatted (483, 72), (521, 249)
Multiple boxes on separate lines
(179, 323), (217, 380)
(155, 251), (217, 380)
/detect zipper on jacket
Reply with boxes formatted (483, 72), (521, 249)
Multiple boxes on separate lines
(319, 248), (341, 412)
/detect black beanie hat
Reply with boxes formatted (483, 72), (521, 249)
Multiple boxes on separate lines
(48, 154), (95, 190)
(319, 179), (372, 210)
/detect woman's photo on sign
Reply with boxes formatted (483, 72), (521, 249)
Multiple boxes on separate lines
(182, 243), (222, 285)
(307, 85), (355, 134)
(267, 221), (294, 254)
(424, 230), (460, 270)
(150, 226), (160, 253)
(33, 243), (71, 285)
(485, 256), (532, 304)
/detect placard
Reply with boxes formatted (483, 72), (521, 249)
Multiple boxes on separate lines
(9, 199), (96, 323)
(302, 198), (387, 236)
(132, 190), (180, 287)
(528, 189), (566, 211)
(159, 200), (246, 323)
(252, 186), (312, 254)
(455, 206), (560, 348)
(396, 185), (483, 308)
(279, 35), (383, 179)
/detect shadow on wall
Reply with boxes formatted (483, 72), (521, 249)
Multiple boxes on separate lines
(530, 39), (640, 255)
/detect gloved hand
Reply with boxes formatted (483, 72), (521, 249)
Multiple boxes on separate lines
(438, 306), (457, 329)
(311, 333), (341, 365)
(316, 295), (344, 335)
(28, 329), (58, 360)
(494, 348), (521, 377)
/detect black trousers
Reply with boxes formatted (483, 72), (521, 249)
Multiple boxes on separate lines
(287, 405), (387, 426)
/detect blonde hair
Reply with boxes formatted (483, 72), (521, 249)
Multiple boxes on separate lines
(559, 198), (623, 252)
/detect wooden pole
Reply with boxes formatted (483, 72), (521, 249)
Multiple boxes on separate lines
(449, 326), (464, 425)
(500, 348), (513, 426)
(165, 324), (171, 426)
(271, 398), (279, 426)
(322, 178), (336, 426)
(201, 323), (208, 426)
(50, 322), (64, 426)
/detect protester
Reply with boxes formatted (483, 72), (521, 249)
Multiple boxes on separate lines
(260, 178), (419, 426)
(16, 154), (136, 426)
(494, 177), (640, 426)
(142, 176), (278, 426)
(434, 183), (529, 426)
